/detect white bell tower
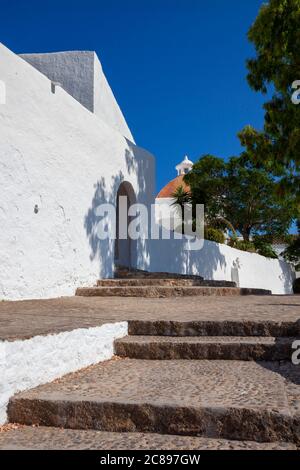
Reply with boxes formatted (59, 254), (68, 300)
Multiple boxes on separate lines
(175, 155), (193, 176)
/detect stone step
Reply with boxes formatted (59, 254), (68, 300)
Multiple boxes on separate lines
(76, 286), (271, 298)
(114, 336), (295, 361)
(97, 279), (237, 287)
(115, 268), (204, 280)
(0, 426), (296, 450)
(8, 359), (299, 444)
(128, 319), (299, 337)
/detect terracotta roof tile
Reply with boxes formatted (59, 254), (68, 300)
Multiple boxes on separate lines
(157, 175), (191, 198)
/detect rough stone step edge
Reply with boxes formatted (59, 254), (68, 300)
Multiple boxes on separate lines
(0, 426), (297, 450)
(127, 320), (300, 337)
(0, 322), (128, 425)
(7, 398), (299, 445)
(114, 336), (295, 361)
(115, 267), (204, 280)
(97, 279), (237, 287)
(76, 286), (272, 297)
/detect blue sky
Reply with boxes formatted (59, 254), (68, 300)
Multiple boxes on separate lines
(1, 0), (266, 193)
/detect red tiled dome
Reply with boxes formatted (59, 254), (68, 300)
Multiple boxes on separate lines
(157, 175), (191, 198)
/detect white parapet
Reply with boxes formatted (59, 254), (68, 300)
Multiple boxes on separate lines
(19, 50), (134, 142)
(148, 237), (295, 295)
(0, 322), (128, 424)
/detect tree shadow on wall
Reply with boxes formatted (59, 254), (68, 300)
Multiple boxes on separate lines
(84, 172), (125, 278)
(84, 138), (154, 278)
(125, 138), (155, 201)
(190, 240), (228, 281)
(279, 259), (297, 294)
(148, 237), (227, 281)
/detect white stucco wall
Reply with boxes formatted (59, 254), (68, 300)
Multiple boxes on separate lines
(0, 43), (155, 300)
(0, 321), (128, 424)
(20, 51), (95, 117)
(147, 237), (295, 295)
(93, 54), (134, 142)
(20, 50), (134, 142)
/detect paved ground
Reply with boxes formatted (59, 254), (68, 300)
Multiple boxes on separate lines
(2, 294), (300, 450)
(1, 295), (300, 341)
(8, 358), (300, 443)
(0, 426), (296, 450)
(9, 359), (290, 412)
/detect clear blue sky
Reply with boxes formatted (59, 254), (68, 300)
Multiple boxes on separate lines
(1, 0), (266, 193)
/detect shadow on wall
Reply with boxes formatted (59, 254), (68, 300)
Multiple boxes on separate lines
(84, 172), (124, 278)
(124, 140), (153, 271)
(125, 139), (148, 196)
(148, 237), (227, 281)
(191, 240), (227, 281)
(149, 236), (295, 293)
(279, 259), (296, 294)
(84, 141), (153, 278)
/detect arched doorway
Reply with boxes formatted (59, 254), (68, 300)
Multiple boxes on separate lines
(115, 181), (137, 269)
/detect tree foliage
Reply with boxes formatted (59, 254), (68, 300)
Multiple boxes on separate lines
(183, 154), (297, 242)
(239, 0), (300, 199)
(171, 185), (191, 209)
(204, 227), (226, 244)
(282, 220), (300, 269)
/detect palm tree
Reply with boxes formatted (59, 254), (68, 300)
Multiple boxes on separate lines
(171, 185), (191, 209)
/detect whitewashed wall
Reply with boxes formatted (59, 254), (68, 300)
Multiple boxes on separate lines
(0, 44), (155, 300)
(20, 51), (134, 142)
(147, 237), (295, 295)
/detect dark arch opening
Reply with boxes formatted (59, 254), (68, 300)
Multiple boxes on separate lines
(115, 181), (137, 269)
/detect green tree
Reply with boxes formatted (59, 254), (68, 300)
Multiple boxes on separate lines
(239, 0), (300, 199)
(282, 221), (300, 269)
(183, 155), (228, 228)
(184, 154), (296, 242)
(171, 185), (191, 210)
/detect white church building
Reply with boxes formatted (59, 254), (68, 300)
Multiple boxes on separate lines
(0, 43), (295, 299)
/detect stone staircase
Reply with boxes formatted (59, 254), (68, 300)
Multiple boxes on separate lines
(115, 335), (293, 361)
(76, 268), (271, 298)
(4, 313), (299, 450)
(115, 267), (206, 280)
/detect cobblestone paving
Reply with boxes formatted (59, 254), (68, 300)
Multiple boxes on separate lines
(265, 362), (300, 418)
(2, 295), (300, 449)
(0, 427), (296, 450)
(8, 359), (299, 443)
(0, 295), (299, 341)
(9, 359), (289, 411)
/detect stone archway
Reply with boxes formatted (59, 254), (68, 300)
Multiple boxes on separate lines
(115, 181), (137, 269)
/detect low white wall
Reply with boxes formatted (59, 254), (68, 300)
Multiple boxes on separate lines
(0, 322), (128, 424)
(148, 237), (295, 295)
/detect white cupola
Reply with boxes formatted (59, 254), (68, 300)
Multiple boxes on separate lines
(175, 155), (193, 176)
